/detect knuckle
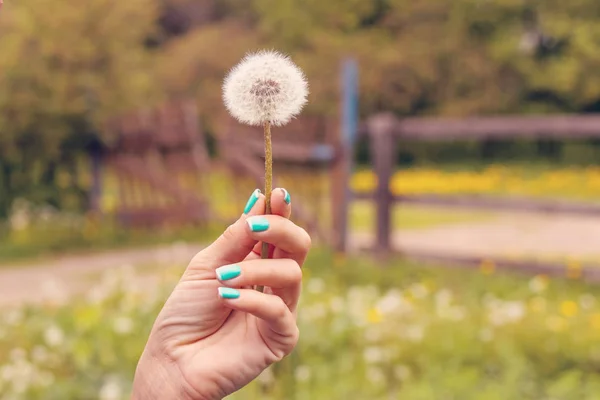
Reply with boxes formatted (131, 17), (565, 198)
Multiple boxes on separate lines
(290, 326), (300, 347)
(222, 223), (237, 242)
(289, 260), (303, 283)
(274, 296), (289, 320)
(300, 228), (312, 251)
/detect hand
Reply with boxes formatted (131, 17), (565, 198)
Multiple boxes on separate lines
(132, 188), (310, 400)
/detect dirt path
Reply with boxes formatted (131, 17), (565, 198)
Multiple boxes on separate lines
(0, 243), (201, 307)
(350, 212), (600, 260)
(2, 211), (600, 307)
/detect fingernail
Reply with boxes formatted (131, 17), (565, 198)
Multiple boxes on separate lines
(247, 216), (269, 232)
(216, 264), (241, 281)
(218, 287), (240, 299)
(281, 188), (291, 205)
(243, 189), (261, 214)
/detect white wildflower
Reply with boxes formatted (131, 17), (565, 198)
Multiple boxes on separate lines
(405, 325), (425, 343)
(376, 290), (409, 315)
(435, 289), (453, 308)
(294, 365), (311, 382)
(528, 275), (548, 293)
(99, 378), (122, 400)
(306, 278), (325, 294)
(488, 300), (526, 326)
(363, 346), (384, 364)
(44, 325), (65, 347)
(223, 50), (308, 126)
(113, 316), (134, 335)
(329, 296), (345, 313)
(580, 294), (596, 310)
(408, 283), (429, 299)
(4, 309), (23, 326)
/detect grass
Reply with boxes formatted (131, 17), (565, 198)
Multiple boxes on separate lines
(2, 249), (600, 399)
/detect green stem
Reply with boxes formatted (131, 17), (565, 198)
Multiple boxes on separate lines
(257, 121), (272, 293)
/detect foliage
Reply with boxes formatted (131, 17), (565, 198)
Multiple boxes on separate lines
(2, 250), (600, 399)
(4, 0), (600, 216)
(0, 0), (159, 217)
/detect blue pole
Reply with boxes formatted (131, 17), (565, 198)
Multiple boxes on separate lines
(335, 58), (359, 251)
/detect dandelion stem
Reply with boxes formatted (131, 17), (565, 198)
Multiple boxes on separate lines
(257, 121), (272, 293)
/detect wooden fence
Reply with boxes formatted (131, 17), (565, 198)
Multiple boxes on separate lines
(352, 112), (600, 276)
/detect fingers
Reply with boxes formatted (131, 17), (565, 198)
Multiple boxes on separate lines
(218, 288), (299, 360)
(216, 259), (301, 289)
(215, 259), (302, 309)
(245, 215), (311, 265)
(186, 188), (303, 279)
(270, 188), (291, 219)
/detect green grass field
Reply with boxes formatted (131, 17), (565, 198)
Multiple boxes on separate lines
(1, 250), (599, 399)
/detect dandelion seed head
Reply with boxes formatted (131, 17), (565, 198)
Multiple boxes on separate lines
(223, 50), (308, 126)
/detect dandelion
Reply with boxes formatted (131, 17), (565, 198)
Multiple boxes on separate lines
(580, 294), (596, 310)
(223, 50), (308, 292)
(294, 365), (312, 382)
(113, 316), (134, 335)
(528, 275), (549, 293)
(363, 346), (384, 364)
(560, 301), (579, 318)
(367, 308), (383, 324)
(44, 325), (65, 347)
(99, 378), (122, 400)
(307, 278), (325, 294)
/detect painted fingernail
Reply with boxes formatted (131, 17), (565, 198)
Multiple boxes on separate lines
(216, 264), (241, 281)
(281, 188), (291, 205)
(218, 287), (240, 299)
(243, 189), (261, 214)
(247, 216), (270, 232)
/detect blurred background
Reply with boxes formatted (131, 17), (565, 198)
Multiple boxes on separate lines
(2, 0), (600, 399)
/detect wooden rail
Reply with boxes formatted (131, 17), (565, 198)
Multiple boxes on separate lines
(366, 112), (600, 251)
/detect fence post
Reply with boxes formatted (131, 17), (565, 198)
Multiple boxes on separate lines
(332, 58), (359, 252)
(369, 113), (396, 252)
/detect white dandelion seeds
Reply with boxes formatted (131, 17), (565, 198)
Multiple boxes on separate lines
(223, 50), (308, 127)
(223, 50), (308, 293)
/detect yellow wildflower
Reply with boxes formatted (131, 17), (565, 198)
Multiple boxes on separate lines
(560, 301), (579, 318)
(367, 308), (383, 324)
(590, 314), (600, 330)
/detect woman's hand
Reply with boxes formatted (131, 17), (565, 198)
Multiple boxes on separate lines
(132, 188), (310, 400)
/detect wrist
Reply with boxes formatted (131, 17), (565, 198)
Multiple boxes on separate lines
(132, 348), (194, 400)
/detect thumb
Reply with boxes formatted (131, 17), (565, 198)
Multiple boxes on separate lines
(190, 190), (265, 272)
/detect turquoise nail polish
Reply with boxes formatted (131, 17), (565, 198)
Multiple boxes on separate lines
(243, 189), (261, 214)
(247, 216), (270, 232)
(282, 188), (291, 205)
(218, 287), (240, 299)
(216, 264), (241, 281)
